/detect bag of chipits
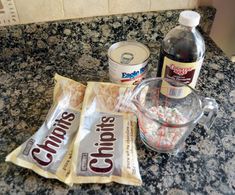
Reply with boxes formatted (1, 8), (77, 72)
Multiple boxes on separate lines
(6, 74), (86, 185)
(66, 82), (142, 186)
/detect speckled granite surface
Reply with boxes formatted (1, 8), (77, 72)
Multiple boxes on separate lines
(0, 7), (235, 195)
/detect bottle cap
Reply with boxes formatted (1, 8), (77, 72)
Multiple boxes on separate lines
(179, 10), (201, 27)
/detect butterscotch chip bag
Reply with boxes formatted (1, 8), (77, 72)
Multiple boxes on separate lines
(6, 74), (86, 185)
(66, 82), (142, 185)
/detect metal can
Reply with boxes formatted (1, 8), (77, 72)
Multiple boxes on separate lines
(108, 41), (150, 85)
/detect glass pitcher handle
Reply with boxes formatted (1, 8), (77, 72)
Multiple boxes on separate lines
(199, 97), (219, 130)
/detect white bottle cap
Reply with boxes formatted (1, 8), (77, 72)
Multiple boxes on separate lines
(179, 10), (201, 27)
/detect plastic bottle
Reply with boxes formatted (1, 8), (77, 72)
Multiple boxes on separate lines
(157, 10), (205, 98)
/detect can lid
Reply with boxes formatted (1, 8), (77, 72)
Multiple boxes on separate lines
(178, 10), (200, 27)
(108, 41), (150, 65)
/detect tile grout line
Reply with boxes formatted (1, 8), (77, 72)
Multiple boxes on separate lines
(108, 0), (110, 14)
(60, 0), (65, 19)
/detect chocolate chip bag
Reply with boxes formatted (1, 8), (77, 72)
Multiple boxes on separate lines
(6, 74), (86, 185)
(66, 82), (142, 185)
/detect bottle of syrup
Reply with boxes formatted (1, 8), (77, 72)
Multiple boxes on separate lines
(158, 11), (205, 98)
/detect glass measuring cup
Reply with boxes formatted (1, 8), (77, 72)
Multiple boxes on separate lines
(129, 78), (218, 153)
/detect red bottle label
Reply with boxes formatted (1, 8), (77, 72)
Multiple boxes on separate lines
(161, 57), (203, 98)
(165, 64), (196, 84)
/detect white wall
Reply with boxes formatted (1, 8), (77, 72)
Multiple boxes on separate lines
(200, 0), (235, 61)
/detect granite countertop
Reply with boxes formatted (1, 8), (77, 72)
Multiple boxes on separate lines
(0, 7), (235, 195)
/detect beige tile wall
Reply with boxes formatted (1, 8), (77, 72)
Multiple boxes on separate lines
(109, 0), (151, 14)
(151, 0), (198, 11)
(1, 0), (199, 25)
(15, 0), (64, 23)
(63, 0), (109, 19)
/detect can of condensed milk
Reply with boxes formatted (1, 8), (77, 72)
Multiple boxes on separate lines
(108, 41), (150, 85)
